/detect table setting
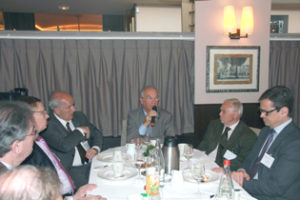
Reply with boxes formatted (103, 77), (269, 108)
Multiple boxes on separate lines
(88, 138), (256, 200)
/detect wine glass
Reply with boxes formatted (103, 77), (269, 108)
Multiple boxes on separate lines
(134, 150), (145, 180)
(183, 144), (193, 169)
(191, 163), (205, 193)
(135, 137), (143, 151)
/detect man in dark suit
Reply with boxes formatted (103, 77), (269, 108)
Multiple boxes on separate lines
(127, 86), (175, 143)
(41, 91), (103, 188)
(232, 86), (300, 200)
(0, 101), (35, 173)
(197, 98), (257, 171)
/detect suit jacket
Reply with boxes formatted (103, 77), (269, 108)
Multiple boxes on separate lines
(242, 122), (300, 200)
(41, 111), (103, 171)
(126, 107), (176, 142)
(197, 119), (257, 170)
(0, 162), (8, 174)
(21, 142), (56, 170)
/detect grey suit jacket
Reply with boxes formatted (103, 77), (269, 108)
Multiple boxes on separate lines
(41, 111), (103, 171)
(242, 122), (300, 200)
(126, 107), (175, 142)
(197, 119), (257, 170)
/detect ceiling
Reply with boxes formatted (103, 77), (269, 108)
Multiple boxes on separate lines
(1, 0), (299, 15)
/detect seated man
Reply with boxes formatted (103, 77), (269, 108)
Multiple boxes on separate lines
(41, 91), (103, 188)
(126, 86), (175, 143)
(197, 98), (257, 171)
(0, 165), (62, 200)
(0, 100), (106, 200)
(232, 86), (300, 199)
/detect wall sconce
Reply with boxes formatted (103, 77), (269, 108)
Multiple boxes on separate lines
(223, 5), (254, 39)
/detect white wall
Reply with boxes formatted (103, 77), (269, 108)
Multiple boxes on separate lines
(135, 6), (182, 32)
(194, 0), (271, 104)
(271, 10), (300, 33)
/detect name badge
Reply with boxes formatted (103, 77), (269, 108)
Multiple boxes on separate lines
(261, 153), (274, 168)
(81, 141), (90, 151)
(224, 150), (237, 160)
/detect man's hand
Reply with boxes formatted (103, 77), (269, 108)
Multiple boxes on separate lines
(73, 184), (106, 200)
(86, 148), (98, 160)
(211, 167), (224, 174)
(78, 126), (90, 139)
(143, 110), (158, 127)
(232, 170), (250, 186)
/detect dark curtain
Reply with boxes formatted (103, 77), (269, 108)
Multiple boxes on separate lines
(269, 40), (300, 127)
(0, 38), (194, 137)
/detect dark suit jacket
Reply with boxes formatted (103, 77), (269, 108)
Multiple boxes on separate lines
(0, 162), (8, 174)
(242, 122), (300, 200)
(197, 119), (257, 170)
(41, 111), (103, 171)
(126, 107), (176, 142)
(22, 142), (56, 170)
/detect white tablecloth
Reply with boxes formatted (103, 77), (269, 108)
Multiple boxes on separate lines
(88, 146), (256, 200)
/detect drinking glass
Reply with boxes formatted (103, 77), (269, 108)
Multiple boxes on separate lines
(135, 137), (142, 151)
(134, 150), (145, 180)
(191, 163), (205, 193)
(183, 144), (193, 169)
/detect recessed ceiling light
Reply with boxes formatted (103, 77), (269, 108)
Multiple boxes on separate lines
(58, 5), (70, 11)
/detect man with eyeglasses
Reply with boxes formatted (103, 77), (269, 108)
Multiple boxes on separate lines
(40, 91), (103, 188)
(0, 101), (35, 173)
(127, 86), (175, 143)
(197, 98), (257, 171)
(232, 86), (300, 199)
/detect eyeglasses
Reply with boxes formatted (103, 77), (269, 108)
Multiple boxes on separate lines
(26, 127), (38, 138)
(33, 110), (48, 115)
(143, 97), (159, 101)
(259, 108), (277, 116)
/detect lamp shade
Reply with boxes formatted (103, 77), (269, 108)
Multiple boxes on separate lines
(241, 6), (254, 35)
(223, 5), (236, 35)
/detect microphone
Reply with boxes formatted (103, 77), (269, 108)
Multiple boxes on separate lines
(150, 106), (157, 127)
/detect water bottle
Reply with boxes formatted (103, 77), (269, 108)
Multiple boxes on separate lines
(155, 139), (165, 187)
(216, 160), (234, 200)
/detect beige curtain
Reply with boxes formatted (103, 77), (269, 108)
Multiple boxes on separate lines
(0, 38), (194, 136)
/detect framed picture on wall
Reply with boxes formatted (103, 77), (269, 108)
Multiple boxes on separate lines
(206, 46), (260, 93)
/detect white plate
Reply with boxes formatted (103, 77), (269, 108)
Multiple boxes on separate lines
(97, 152), (130, 162)
(97, 167), (137, 181)
(183, 169), (219, 183)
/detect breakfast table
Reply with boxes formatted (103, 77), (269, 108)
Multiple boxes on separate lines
(88, 145), (256, 200)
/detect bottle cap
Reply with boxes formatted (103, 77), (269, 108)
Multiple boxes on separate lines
(223, 160), (231, 166)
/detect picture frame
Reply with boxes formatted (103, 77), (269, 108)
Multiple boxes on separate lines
(206, 46), (260, 93)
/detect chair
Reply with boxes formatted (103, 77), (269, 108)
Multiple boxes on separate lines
(249, 127), (261, 136)
(120, 119), (127, 146)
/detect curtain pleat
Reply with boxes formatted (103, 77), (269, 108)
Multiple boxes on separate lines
(269, 41), (300, 127)
(0, 39), (194, 137)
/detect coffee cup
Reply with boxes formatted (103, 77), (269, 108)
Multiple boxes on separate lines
(112, 161), (124, 177)
(126, 143), (136, 160)
(113, 150), (123, 162)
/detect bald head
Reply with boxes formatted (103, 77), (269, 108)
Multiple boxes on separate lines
(49, 92), (75, 121)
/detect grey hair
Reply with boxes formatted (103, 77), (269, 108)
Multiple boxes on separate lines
(0, 101), (33, 157)
(140, 85), (158, 98)
(48, 98), (61, 110)
(224, 98), (243, 117)
(0, 165), (61, 200)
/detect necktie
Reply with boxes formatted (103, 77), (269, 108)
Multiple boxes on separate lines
(66, 122), (88, 164)
(36, 136), (75, 193)
(250, 129), (275, 178)
(215, 127), (231, 166)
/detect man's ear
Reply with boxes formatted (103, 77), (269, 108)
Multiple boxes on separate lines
(280, 107), (289, 117)
(10, 140), (21, 154)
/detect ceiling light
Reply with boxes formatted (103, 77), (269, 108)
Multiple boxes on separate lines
(58, 5), (70, 11)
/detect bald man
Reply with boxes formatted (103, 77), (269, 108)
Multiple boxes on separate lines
(40, 91), (103, 188)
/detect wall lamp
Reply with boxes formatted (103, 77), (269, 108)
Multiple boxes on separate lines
(223, 5), (254, 39)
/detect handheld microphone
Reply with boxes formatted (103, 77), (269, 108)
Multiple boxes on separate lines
(150, 106), (157, 127)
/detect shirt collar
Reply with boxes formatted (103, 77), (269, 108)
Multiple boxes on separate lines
(0, 160), (14, 170)
(273, 118), (292, 134)
(224, 120), (240, 132)
(54, 113), (70, 127)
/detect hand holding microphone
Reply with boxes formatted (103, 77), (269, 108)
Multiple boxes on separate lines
(150, 106), (157, 127)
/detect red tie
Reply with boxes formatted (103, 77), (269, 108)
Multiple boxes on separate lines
(36, 136), (76, 193)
